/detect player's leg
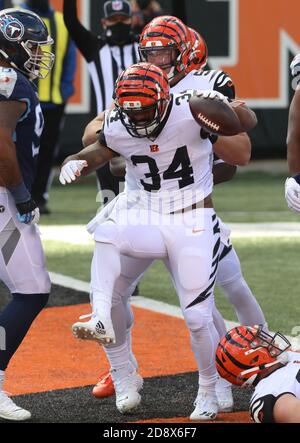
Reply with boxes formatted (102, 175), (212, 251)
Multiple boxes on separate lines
(100, 256), (154, 412)
(164, 209), (221, 420)
(216, 244), (267, 327)
(0, 191), (51, 421)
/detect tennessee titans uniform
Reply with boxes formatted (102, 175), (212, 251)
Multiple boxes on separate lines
(250, 352), (300, 423)
(0, 67), (50, 294)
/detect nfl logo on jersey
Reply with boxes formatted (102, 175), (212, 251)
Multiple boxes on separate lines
(150, 144), (159, 153)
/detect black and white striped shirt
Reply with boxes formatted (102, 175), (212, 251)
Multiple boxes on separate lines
(63, 0), (139, 113)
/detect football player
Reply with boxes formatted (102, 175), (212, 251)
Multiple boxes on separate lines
(79, 17), (266, 411)
(285, 54), (300, 211)
(0, 9), (54, 421)
(60, 61), (254, 420)
(216, 325), (300, 423)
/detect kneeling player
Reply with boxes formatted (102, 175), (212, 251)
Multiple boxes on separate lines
(216, 325), (300, 423)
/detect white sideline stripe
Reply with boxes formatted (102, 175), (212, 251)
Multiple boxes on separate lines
(50, 272), (297, 347)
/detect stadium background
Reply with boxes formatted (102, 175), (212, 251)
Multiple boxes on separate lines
(51, 0), (300, 160)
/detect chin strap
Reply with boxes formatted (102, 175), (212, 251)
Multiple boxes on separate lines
(241, 352), (289, 387)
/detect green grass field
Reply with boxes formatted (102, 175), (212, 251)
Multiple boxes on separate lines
(42, 171), (300, 335)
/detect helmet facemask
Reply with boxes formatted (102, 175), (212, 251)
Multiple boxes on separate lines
(22, 37), (54, 79)
(216, 325), (291, 387)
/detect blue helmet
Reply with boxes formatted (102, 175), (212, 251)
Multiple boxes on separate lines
(0, 8), (54, 79)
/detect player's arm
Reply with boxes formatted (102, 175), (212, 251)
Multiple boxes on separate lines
(63, 0), (100, 62)
(0, 101), (40, 224)
(82, 112), (105, 147)
(213, 132), (251, 166)
(0, 101), (25, 187)
(273, 394), (300, 423)
(213, 161), (237, 185)
(287, 88), (300, 174)
(285, 85), (300, 211)
(60, 137), (117, 185)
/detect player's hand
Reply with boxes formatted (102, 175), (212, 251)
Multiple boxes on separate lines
(59, 160), (88, 185)
(290, 54), (300, 77)
(16, 199), (40, 225)
(285, 177), (300, 212)
(197, 89), (229, 103)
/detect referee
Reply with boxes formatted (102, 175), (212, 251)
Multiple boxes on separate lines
(63, 0), (139, 198)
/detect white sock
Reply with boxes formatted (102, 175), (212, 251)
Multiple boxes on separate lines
(212, 305), (227, 339)
(216, 375), (232, 390)
(104, 341), (131, 371)
(190, 322), (219, 393)
(90, 242), (121, 318)
(126, 328), (138, 369)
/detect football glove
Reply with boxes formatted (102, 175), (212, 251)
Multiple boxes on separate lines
(59, 160), (88, 185)
(285, 177), (300, 212)
(290, 54), (300, 77)
(16, 199), (40, 225)
(197, 89), (229, 103)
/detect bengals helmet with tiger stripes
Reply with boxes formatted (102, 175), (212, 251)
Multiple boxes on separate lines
(186, 27), (208, 73)
(216, 325), (290, 386)
(115, 62), (170, 139)
(139, 15), (191, 84)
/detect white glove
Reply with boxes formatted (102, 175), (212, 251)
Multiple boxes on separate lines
(59, 160), (88, 185)
(290, 54), (300, 77)
(197, 89), (229, 103)
(285, 177), (300, 212)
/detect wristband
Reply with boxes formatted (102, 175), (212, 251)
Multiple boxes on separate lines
(292, 173), (300, 185)
(7, 182), (31, 204)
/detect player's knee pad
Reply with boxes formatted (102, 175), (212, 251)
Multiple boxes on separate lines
(183, 303), (213, 332)
(177, 247), (210, 291)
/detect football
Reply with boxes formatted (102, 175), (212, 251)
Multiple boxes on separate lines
(189, 95), (245, 136)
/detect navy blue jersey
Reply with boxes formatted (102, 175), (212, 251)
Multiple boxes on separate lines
(0, 67), (44, 191)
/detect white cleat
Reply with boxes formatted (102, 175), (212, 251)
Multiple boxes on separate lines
(0, 391), (31, 421)
(72, 313), (116, 344)
(216, 379), (234, 412)
(111, 364), (143, 414)
(190, 390), (219, 421)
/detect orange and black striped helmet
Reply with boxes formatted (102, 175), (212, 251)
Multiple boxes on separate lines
(115, 62), (170, 138)
(216, 325), (290, 386)
(139, 15), (191, 83)
(186, 27), (208, 73)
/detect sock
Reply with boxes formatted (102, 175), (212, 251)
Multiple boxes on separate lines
(103, 341), (131, 371)
(0, 293), (49, 371)
(126, 328), (138, 369)
(90, 242), (121, 318)
(190, 321), (219, 393)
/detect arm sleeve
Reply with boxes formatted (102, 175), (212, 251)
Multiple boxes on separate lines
(63, 0), (100, 62)
(213, 71), (236, 100)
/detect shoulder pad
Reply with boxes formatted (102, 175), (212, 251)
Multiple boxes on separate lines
(0, 68), (17, 99)
(250, 394), (277, 423)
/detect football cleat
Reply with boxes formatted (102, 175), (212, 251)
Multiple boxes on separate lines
(72, 313), (116, 344)
(216, 378), (234, 412)
(92, 371), (115, 399)
(190, 389), (219, 421)
(0, 391), (31, 421)
(111, 364), (143, 414)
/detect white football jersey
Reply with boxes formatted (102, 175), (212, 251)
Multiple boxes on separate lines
(103, 91), (213, 213)
(250, 351), (300, 423)
(124, 69), (234, 192)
